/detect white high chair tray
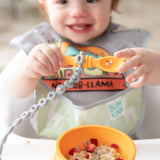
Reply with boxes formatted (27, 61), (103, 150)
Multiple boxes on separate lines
(2, 134), (160, 160)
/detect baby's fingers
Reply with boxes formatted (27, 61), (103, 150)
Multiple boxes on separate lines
(25, 57), (50, 78)
(129, 72), (148, 88)
(114, 48), (136, 59)
(31, 58), (51, 76)
(49, 45), (64, 66)
(118, 55), (142, 73)
(36, 50), (53, 74)
(126, 64), (147, 83)
(39, 44), (61, 74)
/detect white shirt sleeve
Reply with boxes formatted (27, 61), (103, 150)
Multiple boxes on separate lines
(0, 50), (38, 138)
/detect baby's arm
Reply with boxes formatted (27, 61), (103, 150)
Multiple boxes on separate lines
(114, 48), (160, 88)
(5, 44), (63, 98)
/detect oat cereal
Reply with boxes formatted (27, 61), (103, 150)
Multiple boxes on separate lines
(66, 139), (123, 160)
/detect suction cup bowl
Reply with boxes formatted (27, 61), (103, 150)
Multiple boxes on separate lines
(52, 125), (136, 160)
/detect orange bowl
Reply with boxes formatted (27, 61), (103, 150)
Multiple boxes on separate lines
(52, 125), (136, 160)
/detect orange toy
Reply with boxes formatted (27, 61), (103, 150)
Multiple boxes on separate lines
(51, 125), (136, 160)
(62, 54), (124, 72)
(60, 41), (110, 57)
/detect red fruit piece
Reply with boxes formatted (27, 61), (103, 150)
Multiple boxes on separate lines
(86, 143), (96, 153)
(116, 159), (123, 160)
(68, 147), (76, 155)
(90, 138), (98, 146)
(111, 143), (119, 149)
(85, 153), (89, 158)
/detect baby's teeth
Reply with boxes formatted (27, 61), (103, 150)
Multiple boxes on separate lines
(73, 26), (84, 30)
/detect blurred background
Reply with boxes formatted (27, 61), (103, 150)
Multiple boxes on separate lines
(0, 0), (160, 73)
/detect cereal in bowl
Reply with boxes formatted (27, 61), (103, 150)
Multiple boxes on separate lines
(66, 138), (123, 160)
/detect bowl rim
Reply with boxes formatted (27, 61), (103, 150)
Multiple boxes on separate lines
(56, 125), (136, 160)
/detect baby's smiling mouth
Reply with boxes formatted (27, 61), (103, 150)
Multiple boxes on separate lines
(67, 24), (93, 33)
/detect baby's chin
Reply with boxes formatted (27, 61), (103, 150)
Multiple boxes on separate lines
(65, 29), (106, 44)
(66, 35), (96, 44)
(55, 28), (100, 44)
(69, 39), (89, 44)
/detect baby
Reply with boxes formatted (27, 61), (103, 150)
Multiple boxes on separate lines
(0, 0), (151, 139)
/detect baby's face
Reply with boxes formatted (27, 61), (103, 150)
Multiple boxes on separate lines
(45, 0), (112, 43)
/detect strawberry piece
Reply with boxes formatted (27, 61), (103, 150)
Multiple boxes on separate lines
(85, 153), (89, 158)
(68, 147), (76, 155)
(116, 159), (123, 160)
(85, 143), (96, 153)
(90, 138), (98, 146)
(111, 143), (119, 149)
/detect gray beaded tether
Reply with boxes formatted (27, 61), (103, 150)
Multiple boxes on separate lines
(0, 51), (85, 160)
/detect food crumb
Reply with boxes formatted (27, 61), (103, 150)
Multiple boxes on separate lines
(25, 140), (30, 144)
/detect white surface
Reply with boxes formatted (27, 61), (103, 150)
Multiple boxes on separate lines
(1, 134), (160, 160)
(135, 139), (160, 160)
(135, 85), (160, 139)
(2, 134), (56, 160)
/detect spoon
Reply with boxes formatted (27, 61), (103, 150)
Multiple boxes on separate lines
(62, 54), (124, 72)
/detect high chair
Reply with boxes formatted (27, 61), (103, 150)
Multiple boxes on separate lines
(1, 52), (160, 160)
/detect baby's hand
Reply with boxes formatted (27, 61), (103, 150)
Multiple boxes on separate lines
(114, 48), (159, 88)
(25, 44), (64, 78)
